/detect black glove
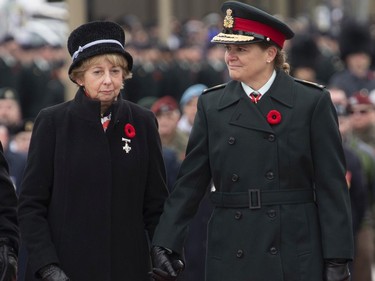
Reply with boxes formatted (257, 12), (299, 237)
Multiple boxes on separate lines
(150, 246), (184, 281)
(323, 259), (350, 281)
(38, 264), (70, 281)
(0, 239), (17, 281)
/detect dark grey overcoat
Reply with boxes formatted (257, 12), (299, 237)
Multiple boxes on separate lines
(18, 88), (168, 281)
(153, 71), (354, 281)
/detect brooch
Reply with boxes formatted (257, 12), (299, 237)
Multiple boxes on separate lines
(122, 123), (136, 153)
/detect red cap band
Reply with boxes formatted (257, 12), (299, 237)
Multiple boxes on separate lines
(234, 17), (286, 48)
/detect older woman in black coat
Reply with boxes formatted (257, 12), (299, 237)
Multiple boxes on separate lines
(18, 21), (168, 281)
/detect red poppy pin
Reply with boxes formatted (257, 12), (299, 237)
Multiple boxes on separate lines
(124, 123), (136, 138)
(266, 110), (282, 125)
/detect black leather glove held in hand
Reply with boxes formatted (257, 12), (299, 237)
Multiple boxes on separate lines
(323, 259), (350, 281)
(38, 264), (70, 281)
(150, 246), (184, 281)
(0, 240), (17, 281)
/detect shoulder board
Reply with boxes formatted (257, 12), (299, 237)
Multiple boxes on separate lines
(202, 83), (227, 95)
(294, 78), (325, 89)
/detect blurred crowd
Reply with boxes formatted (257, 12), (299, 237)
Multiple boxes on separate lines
(1, 1), (375, 281)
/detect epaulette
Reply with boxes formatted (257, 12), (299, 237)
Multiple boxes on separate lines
(202, 83), (227, 95)
(294, 78), (325, 89)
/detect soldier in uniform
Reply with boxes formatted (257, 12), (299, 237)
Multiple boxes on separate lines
(150, 2), (353, 281)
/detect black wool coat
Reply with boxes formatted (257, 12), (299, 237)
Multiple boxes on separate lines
(153, 71), (354, 281)
(0, 143), (19, 251)
(18, 89), (168, 281)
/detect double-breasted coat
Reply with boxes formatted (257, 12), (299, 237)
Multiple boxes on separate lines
(18, 88), (168, 281)
(153, 71), (354, 281)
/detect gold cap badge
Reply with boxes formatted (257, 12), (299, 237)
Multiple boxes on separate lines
(223, 9), (234, 29)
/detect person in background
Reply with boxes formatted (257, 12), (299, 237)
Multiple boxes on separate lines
(0, 35), (21, 93)
(18, 21), (168, 281)
(9, 119), (33, 156)
(16, 30), (65, 120)
(288, 33), (323, 84)
(0, 141), (19, 281)
(348, 90), (375, 149)
(328, 20), (375, 98)
(136, 96), (181, 194)
(197, 45), (229, 87)
(150, 2), (353, 281)
(151, 95), (188, 162)
(329, 87), (375, 281)
(348, 90), (375, 281)
(176, 84), (215, 281)
(177, 84), (207, 137)
(0, 125), (26, 193)
(0, 88), (23, 136)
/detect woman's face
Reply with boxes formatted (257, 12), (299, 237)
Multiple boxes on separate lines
(224, 43), (275, 85)
(76, 56), (124, 106)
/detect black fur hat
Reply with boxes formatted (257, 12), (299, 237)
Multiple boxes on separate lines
(289, 33), (320, 70)
(339, 20), (372, 60)
(67, 21), (133, 74)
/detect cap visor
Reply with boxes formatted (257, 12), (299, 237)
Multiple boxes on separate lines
(211, 32), (261, 44)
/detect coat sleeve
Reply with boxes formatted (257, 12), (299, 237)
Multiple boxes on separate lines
(18, 109), (60, 275)
(152, 96), (212, 255)
(311, 91), (354, 259)
(0, 143), (19, 251)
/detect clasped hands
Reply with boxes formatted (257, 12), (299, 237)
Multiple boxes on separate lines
(150, 246), (184, 281)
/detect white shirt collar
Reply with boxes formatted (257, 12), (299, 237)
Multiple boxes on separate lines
(241, 70), (276, 97)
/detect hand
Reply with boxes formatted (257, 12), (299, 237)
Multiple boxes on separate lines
(150, 246), (184, 281)
(323, 259), (350, 281)
(38, 264), (70, 281)
(0, 242), (17, 281)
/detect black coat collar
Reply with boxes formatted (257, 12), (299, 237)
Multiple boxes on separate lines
(71, 88), (129, 124)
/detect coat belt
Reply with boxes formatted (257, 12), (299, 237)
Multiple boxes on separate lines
(209, 188), (315, 209)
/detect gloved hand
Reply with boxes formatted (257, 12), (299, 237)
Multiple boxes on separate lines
(38, 264), (70, 281)
(323, 259), (350, 281)
(150, 246), (184, 281)
(0, 240), (17, 281)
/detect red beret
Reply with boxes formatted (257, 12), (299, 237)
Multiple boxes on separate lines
(151, 96), (179, 115)
(349, 90), (373, 106)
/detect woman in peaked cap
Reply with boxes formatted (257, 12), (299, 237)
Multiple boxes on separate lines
(150, 1), (353, 281)
(18, 21), (169, 281)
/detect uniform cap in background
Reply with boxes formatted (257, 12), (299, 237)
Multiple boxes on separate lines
(211, 1), (294, 48)
(289, 33), (320, 70)
(0, 87), (19, 101)
(180, 84), (207, 107)
(348, 90), (374, 106)
(137, 96), (158, 110)
(151, 96), (179, 115)
(338, 20), (372, 60)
